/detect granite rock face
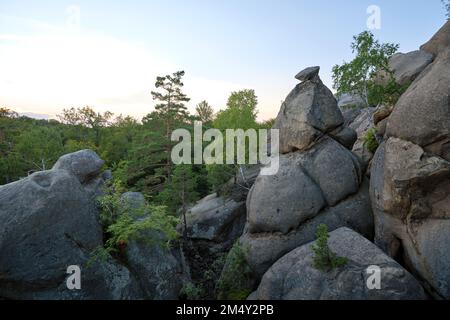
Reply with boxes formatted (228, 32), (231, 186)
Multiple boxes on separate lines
(254, 228), (427, 300)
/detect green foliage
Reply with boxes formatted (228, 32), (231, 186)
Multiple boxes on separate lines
(206, 164), (235, 194)
(312, 224), (348, 272)
(96, 181), (179, 255)
(195, 100), (214, 123)
(363, 128), (379, 153)
(332, 31), (399, 107)
(180, 282), (204, 300)
(216, 243), (253, 300)
(213, 89), (258, 130)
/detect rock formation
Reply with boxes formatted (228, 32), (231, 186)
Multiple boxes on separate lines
(253, 228), (427, 300)
(370, 20), (450, 299)
(0, 150), (187, 300)
(221, 68), (374, 284)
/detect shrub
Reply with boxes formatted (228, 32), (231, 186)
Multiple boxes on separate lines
(312, 224), (348, 272)
(363, 128), (379, 153)
(95, 181), (179, 256)
(180, 282), (203, 300)
(216, 242), (253, 300)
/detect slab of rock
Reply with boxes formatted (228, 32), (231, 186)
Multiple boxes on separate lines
(388, 50), (434, 85)
(52, 149), (104, 184)
(295, 66), (320, 82)
(241, 179), (373, 279)
(337, 93), (367, 110)
(370, 138), (450, 298)
(385, 50), (450, 154)
(182, 194), (246, 243)
(0, 169), (141, 299)
(254, 227), (427, 300)
(420, 20), (450, 57)
(247, 137), (361, 235)
(273, 71), (345, 153)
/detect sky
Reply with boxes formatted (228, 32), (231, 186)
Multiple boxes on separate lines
(0, 0), (446, 121)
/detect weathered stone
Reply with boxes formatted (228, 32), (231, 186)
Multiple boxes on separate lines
(254, 228), (427, 300)
(337, 93), (367, 110)
(385, 49), (450, 149)
(295, 66), (320, 82)
(388, 50), (434, 85)
(273, 73), (344, 154)
(182, 194), (246, 243)
(242, 179), (373, 279)
(0, 169), (141, 299)
(247, 137), (361, 235)
(52, 149), (104, 184)
(420, 20), (450, 57)
(370, 138), (450, 298)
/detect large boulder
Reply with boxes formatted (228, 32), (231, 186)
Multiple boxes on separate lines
(254, 227), (427, 300)
(348, 107), (376, 169)
(370, 138), (450, 298)
(182, 194), (246, 244)
(125, 233), (187, 300)
(119, 191), (188, 300)
(52, 149), (104, 184)
(241, 179), (373, 279)
(0, 169), (141, 299)
(387, 50), (434, 85)
(273, 67), (351, 153)
(420, 20), (450, 57)
(337, 93), (367, 110)
(221, 69), (374, 283)
(247, 137), (362, 235)
(385, 49), (450, 154)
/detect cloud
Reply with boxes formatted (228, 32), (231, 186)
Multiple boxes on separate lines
(0, 14), (249, 121)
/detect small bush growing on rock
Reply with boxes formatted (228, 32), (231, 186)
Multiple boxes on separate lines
(312, 224), (348, 272)
(216, 243), (253, 300)
(180, 282), (203, 300)
(95, 181), (179, 256)
(363, 128), (379, 153)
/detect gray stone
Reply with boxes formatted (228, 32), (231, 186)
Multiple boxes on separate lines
(247, 137), (361, 235)
(125, 233), (186, 300)
(52, 149), (104, 184)
(254, 227), (426, 300)
(121, 191), (146, 210)
(388, 50), (434, 85)
(242, 178), (373, 279)
(337, 93), (367, 110)
(0, 169), (141, 299)
(295, 66), (320, 81)
(273, 75), (344, 153)
(370, 137), (450, 298)
(420, 20), (450, 57)
(385, 50), (450, 151)
(182, 194), (246, 243)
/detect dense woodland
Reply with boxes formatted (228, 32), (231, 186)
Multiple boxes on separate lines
(0, 71), (274, 214)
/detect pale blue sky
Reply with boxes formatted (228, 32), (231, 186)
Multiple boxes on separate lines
(0, 0), (446, 120)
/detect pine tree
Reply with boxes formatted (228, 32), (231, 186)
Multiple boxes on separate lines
(195, 100), (214, 123)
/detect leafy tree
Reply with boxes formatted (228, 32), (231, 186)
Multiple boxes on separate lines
(209, 90), (260, 192)
(151, 70), (190, 178)
(332, 31), (399, 107)
(127, 71), (192, 194)
(0, 107), (18, 118)
(312, 224), (348, 272)
(14, 126), (64, 171)
(58, 106), (113, 146)
(195, 100), (215, 123)
(157, 164), (199, 240)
